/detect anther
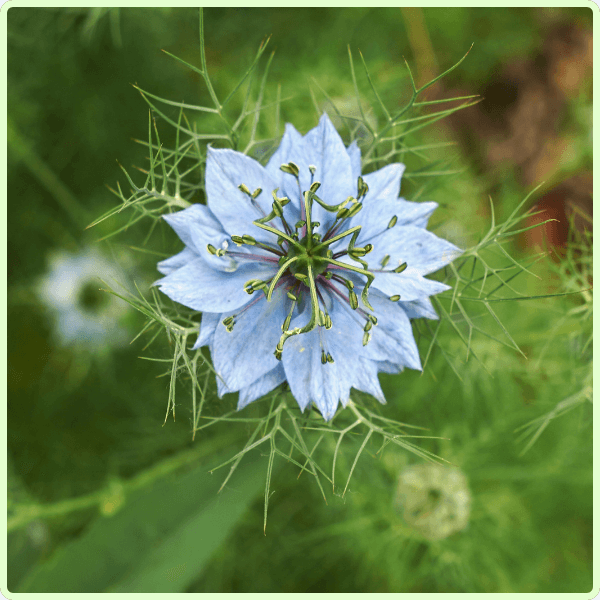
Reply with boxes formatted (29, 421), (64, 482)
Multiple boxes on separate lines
(321, 350), (327, 365)
(231, 235), (244, 246)
(272, 201), (283, 218)
(349, 245), (371, 258)
(308, 165), (317, 176)
(357, 176), (369, 200)
(294, 273), (308, 282)
(295, 220), (306, 229)
(362, 331), (371, 346)
(222, 316), (235, 332)
(364, 320), (373, 333)
(207, 244), (217, 255)
(309, 181), (321, 194)
(318, 309), (326, 327)
(238, 183), (251, 196)
(325, 315), (332, 329)
(287, 291), (297, 301)
(380, 254), (390, 268)
(393, 262), (407, 274)
(251, 187), (263, 199)
(388, 215), (398, 228)
(389, 294), (401, 302)
(346, 203), (363, 218)
(242, 234), (256, 245)
(280, 162), (299, 177)
(349, 290), (358, 310)
(326, 353), (334, 364)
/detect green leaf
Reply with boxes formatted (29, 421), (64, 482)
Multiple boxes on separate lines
(18, 454), (267, 593)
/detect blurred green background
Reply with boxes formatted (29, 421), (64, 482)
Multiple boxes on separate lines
(7, 7), (592, 593)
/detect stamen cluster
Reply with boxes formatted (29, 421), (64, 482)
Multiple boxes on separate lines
(212, 162), (407, 363)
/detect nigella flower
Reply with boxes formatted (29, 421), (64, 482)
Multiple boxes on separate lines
(38, 249), (130, 348)
(156, 114), (461, 420)
(395, 464), (471, 540)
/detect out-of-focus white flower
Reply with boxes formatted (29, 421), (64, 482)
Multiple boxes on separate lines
(38, 248), (130, 348)
(395, 464), (471, 541)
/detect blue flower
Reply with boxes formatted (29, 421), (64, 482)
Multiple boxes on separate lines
(38, 249), (131, 348)
(156, 114), (461, 420)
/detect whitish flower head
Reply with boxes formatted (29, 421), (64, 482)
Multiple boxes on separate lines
(156, 114), (461, 420)
(38, 249), (130, 348)
(395, 464), (471, 540)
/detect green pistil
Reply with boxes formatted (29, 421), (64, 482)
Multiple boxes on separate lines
(266, 256), (300, 301)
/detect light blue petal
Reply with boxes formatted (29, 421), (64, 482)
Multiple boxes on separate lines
(155, 257), (277, 313)
(376, 360), (404, 374)
(157, 248), (196, 275)
(400, 297), (439, 320)
(281, 322), (344, 420)
(370, 266), (451, 302)
(347, 140), (362, 180)
(282, 296), (384, 420)
(211, 287), (288, 395)
(332, 251), (452, 303)
(205, 147), (279, 243)
(303, 114), (356, 231)
(351, 163), (405, 243)
(368, 225), (462, 276)
(162, 204), (237, 272)
(395, 198), (438, 228)
(192, 312), (220, 349)
(351, 358), (386, 404)
(265, 123), (305, 214)
(237, 364), (287, 409)
(361, 290), (422, 371)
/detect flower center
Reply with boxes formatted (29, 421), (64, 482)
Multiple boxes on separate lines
(286, 234), (330, 279)
(208, 162), (408, 360)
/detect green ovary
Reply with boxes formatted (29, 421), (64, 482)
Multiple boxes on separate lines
(286, 235), (330, 278)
